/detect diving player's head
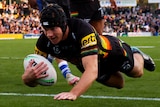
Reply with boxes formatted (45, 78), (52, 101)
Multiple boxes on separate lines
(40, 4), (67, 44)
(40, 4), (67, 35)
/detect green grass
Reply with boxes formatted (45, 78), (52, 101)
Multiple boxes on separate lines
(0, 37), (160, 107)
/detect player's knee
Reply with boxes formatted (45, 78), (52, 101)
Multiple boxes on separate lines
(111, 82), (124, 89)
(126, 68), (143, 78)
(104, 78), (124, 89)
(135, 70), (143, 77)
(115, 80), (124, 89)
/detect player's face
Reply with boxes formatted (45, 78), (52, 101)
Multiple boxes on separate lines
(44, 27), (63, 44)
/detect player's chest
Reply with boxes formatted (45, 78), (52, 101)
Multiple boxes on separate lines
(48, 41), (81, 59)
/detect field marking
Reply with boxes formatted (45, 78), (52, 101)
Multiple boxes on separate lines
(0, 56), (24, 60)
(136, 46), (155, 48)
(1, 92), (160, 101)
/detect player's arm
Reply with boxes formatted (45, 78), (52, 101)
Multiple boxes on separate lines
(54, 54), (98, 100)
(70, 54), (98, 96)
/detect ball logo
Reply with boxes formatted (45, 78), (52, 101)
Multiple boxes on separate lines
(81, 33), (97, 49)
(23, 54), (57, 86)
(32, 61), (37, 66)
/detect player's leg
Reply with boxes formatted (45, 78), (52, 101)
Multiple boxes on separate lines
(131, 46), (155, 71)
(126, 53), (144, 77)
(124, 46), (155, 77)
(119, 43), (144, 78)
(102, 72), (124, 89)
(55, 58), (80, 86)
(98, 50), (143, 89)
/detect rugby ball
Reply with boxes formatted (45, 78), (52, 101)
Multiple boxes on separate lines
(23, 54), (57, 86)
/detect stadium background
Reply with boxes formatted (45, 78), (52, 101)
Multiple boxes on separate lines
(0, 0), (159, 38)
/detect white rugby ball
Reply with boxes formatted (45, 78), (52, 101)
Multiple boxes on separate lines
(23, 54), (57, 86)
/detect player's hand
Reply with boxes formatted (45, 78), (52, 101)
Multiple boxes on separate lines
(54, 92), (77, 101)
(22, 59), (48, 86)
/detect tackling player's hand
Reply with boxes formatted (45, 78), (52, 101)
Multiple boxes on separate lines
(54, 92), (77, 101)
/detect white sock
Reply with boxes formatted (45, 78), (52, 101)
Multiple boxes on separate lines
(58, 61), (71, 78)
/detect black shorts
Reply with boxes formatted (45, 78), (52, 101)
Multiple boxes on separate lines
(70, 0), (104, 21)
(97, 36), (134, 82)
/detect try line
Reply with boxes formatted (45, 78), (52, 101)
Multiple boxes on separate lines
(1, 92), (160, 101)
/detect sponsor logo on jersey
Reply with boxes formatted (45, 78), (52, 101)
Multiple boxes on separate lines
(81, 33), (97, 49)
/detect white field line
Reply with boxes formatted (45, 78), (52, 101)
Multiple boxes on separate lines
(0, 92), (160, 101)
(0, 56), (24, 60)
(136, 46), (155, 48)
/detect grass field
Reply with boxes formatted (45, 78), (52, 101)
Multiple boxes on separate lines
(0, 36), (160, 107)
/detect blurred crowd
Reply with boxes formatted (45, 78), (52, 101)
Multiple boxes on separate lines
(0, 0), (159, 36)
(0, 0), (42, 34)
(103, 5), (160, 36)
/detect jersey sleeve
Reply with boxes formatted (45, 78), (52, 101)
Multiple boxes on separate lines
(34, 33), (48, 58)
(80, 32), (98, 57)
(70, 19), (99, 58)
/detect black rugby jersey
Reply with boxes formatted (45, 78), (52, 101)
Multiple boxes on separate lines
(35, 18), (99, 65)
(35, 18), (130, 75)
